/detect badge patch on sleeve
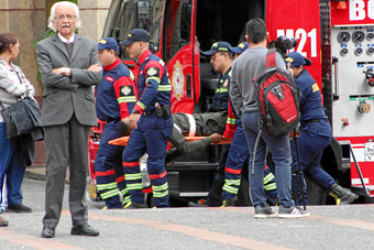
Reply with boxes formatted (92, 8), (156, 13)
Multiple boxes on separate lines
(120, 85), (133, 96)
(146, 67), (159, 77)
(311, 83), (320, 93)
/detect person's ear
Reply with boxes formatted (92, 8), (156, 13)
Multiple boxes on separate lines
(245, 35), (250, 44)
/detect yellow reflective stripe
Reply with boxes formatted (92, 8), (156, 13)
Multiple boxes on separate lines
(100, 189), (119, 199)
(152, 182), (168, 192)
(153, 190), (169, 198)
(263, 173), (275, 185)
(137, 101), (146, 109)
(118, 96), (136, 103)
(225, 179), (241, 186)
(222, 184), (239, 194)
(216, 87), (228, 93)
(119, 187), (128, 196)
(146, 76), (161, 84)
(226, 118), (236, 125)
(97, 182), (118, 191)
(126, 183), (143, 191)
(125, 173), (142, 181)
(130, 71), (135, 81)
(264, 183), (277, 191)
(158, 85), (172, 91)
(122, 196), (131, 206)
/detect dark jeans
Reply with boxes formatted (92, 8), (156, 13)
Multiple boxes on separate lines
(242, 112), (294, 208)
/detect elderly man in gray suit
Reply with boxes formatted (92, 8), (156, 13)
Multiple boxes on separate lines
(36, 1), (102, 238)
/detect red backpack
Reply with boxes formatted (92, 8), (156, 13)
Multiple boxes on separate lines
(252, 49), (300, 137)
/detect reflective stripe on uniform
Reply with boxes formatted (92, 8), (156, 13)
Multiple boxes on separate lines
(125, 173), (142, 181)
(99, 189), (119, 200)
(146, 76), (161, 84)
(264, 182), (277, 191)
(222, 184), (239, 195)
(126, 183), (143, 191)
(136, 101), (146, 110)
(216, 87), (228, 93)
(225, 179), (241, 186)
(118, 96), (136, 103)
(158, 84), (172, 92)
(226, 118), (236, 125)
(152, 183), (169, 198)
(97, 182), (118, 191)
(263, 172), (275, 185)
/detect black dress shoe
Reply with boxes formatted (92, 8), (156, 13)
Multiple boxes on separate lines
(7, 203), (32, 213)
(41, 227), (55, 238)
(71, 224), (99, 236)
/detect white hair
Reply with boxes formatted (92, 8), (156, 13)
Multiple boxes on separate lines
(47, 1), (82, 32)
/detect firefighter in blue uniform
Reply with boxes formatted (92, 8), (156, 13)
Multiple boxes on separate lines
(95, 37), (136, 209)
(120, 29), (173, 208)
(188, 42), (235, 207)
(286, 52), (358, 205)
(205, 42), (233, 113)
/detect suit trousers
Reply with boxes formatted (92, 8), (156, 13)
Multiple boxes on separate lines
(42, 114), (90, 228)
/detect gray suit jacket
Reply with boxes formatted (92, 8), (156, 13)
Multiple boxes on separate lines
(36, 33), (102, 127)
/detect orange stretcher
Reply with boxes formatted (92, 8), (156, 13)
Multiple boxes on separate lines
(109, 136), (232, 147)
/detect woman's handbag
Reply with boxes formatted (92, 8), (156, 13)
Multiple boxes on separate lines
(1, 97), (42, 139)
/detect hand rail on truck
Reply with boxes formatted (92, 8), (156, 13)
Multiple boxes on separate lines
(349, 144), (370, 196)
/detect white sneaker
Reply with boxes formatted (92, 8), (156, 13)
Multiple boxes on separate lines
(278, 205), (310, 218)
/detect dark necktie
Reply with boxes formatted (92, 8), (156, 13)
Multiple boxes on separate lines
(64, 42), (74, 58)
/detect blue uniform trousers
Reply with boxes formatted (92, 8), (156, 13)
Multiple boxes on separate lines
(205, 144), (230, 206)
(242, 111), (294, 208)
(0, 123), (25, 209)
(221, 121), (249, 200)
(291, 120), (334, 205)
(123, 114), (173, 207)
(95, 120), (129, 208)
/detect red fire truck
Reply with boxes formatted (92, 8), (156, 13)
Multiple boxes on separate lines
(87, 0), (374, 207)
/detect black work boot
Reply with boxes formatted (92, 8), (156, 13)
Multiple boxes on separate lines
(328, 184), (359, 205)
(220, 197), (238, 207)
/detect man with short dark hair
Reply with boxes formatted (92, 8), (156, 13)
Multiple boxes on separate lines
(120, 29), (173, 208)
(230, 18), (309, 218)
(95, 37), (135, 209)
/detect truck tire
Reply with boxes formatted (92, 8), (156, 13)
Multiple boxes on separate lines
(237, 175), (253, 206)
(305, 175), (327, 205)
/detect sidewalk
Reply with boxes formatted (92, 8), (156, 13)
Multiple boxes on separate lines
(25, 165), (69, 183)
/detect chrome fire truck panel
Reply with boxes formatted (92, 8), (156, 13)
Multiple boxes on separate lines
(331, 26), (374, 137)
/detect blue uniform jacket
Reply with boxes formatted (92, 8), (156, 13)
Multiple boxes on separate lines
(133, 50), (171, 113)
(210, 68), (232, 111)
(295, 69), (327, 122)
(96, 58), (136, 121)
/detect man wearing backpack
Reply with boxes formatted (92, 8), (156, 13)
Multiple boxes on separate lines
(230, 18), (309, 218)
(285, 51), (358, 206)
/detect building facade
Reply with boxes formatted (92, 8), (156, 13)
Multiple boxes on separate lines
(0, 0), (112, 166)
